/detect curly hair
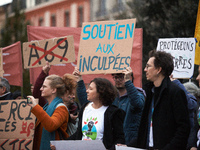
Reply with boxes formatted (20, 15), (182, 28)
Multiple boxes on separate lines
(62, 73), (77, 95)
(149, 50), (174, 77)
(90, 78), (117, 106)
(45, 74), (77, 98)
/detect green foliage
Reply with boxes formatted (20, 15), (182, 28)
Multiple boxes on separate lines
(114, 0), (199, 85)
(0, 1), (31, 96)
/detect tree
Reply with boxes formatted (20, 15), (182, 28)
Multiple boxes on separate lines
(0, 1), (31, 96)
(115, 0), (199, 85)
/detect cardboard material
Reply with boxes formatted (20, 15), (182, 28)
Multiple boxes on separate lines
(156, 38), (196, 78)
(50, 140), (106, 150)
(23, 35), (75, 68)
(27, 26), (143, 88)
(0, 99), (37, 150)
(77, 19), (136, 75)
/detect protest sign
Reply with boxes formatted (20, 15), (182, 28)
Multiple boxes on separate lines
(23, 35), (75, 68)
(0, 99), (37, 149)
(116, 145), (144, 150)
(77, 19), (136, 75)
(156, 38), (196, 78)
(50, 140), (106, 150)
(27, 25), (143, 88)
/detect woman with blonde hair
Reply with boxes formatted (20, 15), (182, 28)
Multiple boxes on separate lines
(27, 73), (77, 150)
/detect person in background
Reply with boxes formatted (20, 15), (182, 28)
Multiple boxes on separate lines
(184, 81), (200, 150)
(112, 67), (145, 145)
(0, 77), (13, 100)
(27, 73), (77, 150)
(70, 69), (125, 150)
(170, 77), (197, 128)
(12, 90), (27, 99)
(133, 50), (190, 150)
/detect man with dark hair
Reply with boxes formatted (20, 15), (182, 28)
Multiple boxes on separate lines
(132, 50), (190, 150)
(112, 67), (145, 145)
(0, 77), (13, 100)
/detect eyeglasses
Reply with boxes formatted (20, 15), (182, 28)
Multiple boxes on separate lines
(112, 75), (124, 81)
(145, 64), (153, 70)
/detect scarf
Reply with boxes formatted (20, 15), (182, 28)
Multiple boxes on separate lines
(40, 97), (63, 150)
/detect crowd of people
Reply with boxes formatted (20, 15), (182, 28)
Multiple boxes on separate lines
(2, 50), (200, 150)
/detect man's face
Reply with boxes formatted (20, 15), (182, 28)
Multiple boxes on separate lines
(144, 57), (160, 82)
(196, 66), (200, 87)
(112, 74), (125, 89)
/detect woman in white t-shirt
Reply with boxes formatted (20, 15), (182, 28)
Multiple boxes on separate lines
(67, 77), (126, 150)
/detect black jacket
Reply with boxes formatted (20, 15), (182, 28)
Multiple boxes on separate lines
(136, 77), (190, 150)
(68, 101), (125, 150)
(0, 92), (13, 100)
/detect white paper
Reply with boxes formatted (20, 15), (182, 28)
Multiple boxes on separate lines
(156, 38), (196, 79)
(115, 145), (145, 150)
(50, 140), (106, 150)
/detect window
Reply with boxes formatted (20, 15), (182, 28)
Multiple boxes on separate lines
(65, 11), (70, 27)
(96, 0), (106, 17)
(78, 6), (83, 27)
(51, 14), (56, 27)
(39, 17), (43, 26)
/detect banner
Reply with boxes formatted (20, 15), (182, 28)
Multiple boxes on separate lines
(27, 25), (143, 87)
(0, 99), (36, 149)
(195, 0), (200, 65)
(23, 36), (75, 68)
(78, 19), (136, 74)
(2, 41), (23, 87)
(156, 38), (196, 78)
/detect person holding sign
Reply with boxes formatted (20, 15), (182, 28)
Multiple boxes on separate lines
(68, 69), (125, 150)
(112, 67), (145, 145)
(134, 50), (190, 150)
(27, 74), (77, 150)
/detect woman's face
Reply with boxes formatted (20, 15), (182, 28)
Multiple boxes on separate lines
(86, 82), (99, 102)
(40, 79), (55, 98)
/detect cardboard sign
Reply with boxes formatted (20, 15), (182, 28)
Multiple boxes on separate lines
(77, 19), (136, 75)
(0, 48), (4, 77)
(23, 35), (75, 68)
(156, 38), (196, 78)
(50, 140), (106, 150)
(0, 99), (36, 149)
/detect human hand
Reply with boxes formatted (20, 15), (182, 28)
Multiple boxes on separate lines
(122, 67), (133, 82)
(70, 113), (79, 120)
(42, 61), (51, 75)
(27, 96), (37, 108)
(190, 147), (197, 150)
(116, 144), (127, 147)
(73, 67), (82, 82)
(50, 144), (56, 150)
(169, 74), (176, 81)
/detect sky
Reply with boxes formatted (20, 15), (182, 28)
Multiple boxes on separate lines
(0, 0), (12, 7)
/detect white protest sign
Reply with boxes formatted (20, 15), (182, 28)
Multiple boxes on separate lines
(156, 38), (196, 78)
(50, 140), (106, 150)
(115, 145), (145, 150)
(77, 19), (136, 75)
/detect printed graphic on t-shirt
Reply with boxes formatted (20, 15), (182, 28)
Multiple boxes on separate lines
(82, 117), (98, 140)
